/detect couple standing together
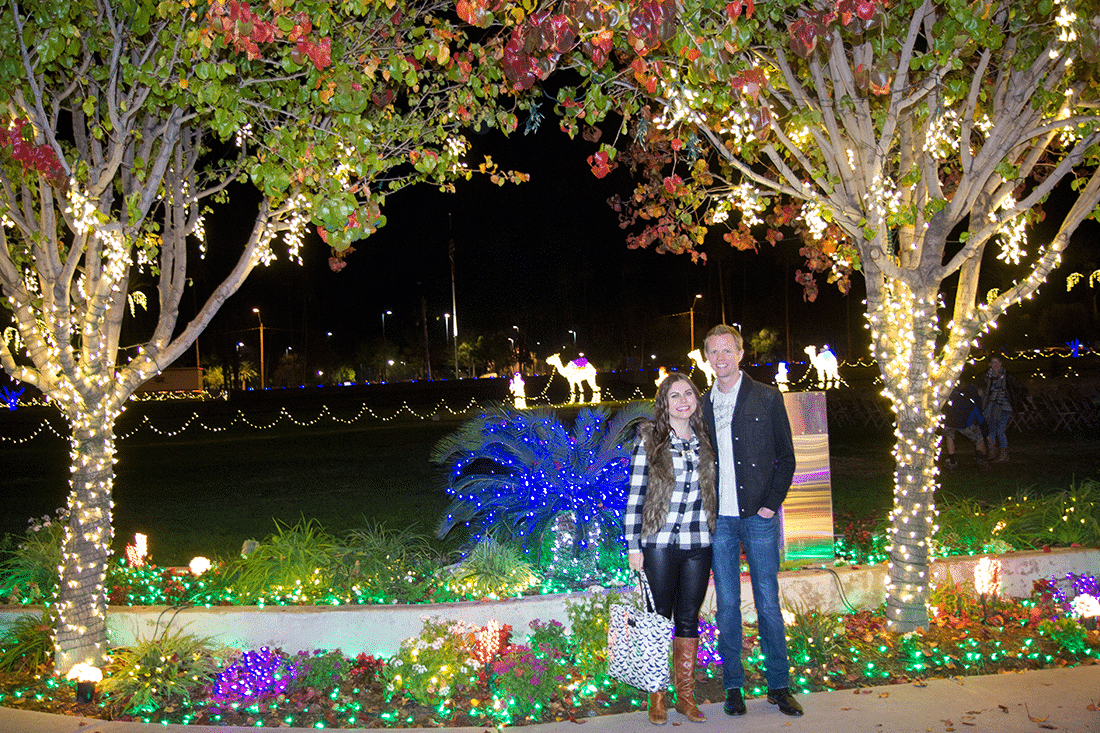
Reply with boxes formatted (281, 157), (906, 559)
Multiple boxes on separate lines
(624, 324), (803, 725)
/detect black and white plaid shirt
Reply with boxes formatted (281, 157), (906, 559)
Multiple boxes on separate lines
(624, 433), (712, 552)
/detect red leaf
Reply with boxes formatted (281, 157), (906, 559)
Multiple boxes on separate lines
(725, 0), (754, 21)
(587, 150), (612, 179)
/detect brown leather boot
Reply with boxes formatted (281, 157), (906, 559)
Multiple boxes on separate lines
(647, 690), (667, 725)
(672, 636), (706, 723)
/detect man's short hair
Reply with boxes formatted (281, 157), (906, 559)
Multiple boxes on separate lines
(703, 324), (743, 353)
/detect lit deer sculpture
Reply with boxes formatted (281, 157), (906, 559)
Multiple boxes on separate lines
(546, 353), (600, 404)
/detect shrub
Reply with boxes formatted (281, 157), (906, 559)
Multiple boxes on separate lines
(447, 537), (538, 600)
(288, 649), (347, 692)
(929, 572), (980, 624)
(488, 642), (574, 723)
(1038, 617), (1092, 656)
(381, 617), (483, 710)
(338, 521), (451, 604)
(0, 509), (68, 605)
(221, 518), (341, 604)
(563, 592), (614, 682)
(1033, 480), (1100, 547)
(834, 512), (888, 565)
(100, 628), (215, 714)
(348, 652), (386, 686)
(784, 607), (846, 670)
(0, 609), (54, 674)
(527, 619), (573, 662)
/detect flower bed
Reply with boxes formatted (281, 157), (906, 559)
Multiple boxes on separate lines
(0, 573), (1098, 729)
(2, 465), (1098, 727)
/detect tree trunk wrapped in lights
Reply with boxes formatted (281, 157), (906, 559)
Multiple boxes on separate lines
(55, 422), (116, 674)
(0, 0), (523, 672)
(467, 0), (1100, 630)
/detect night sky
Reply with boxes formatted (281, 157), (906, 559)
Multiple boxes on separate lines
(189, 114), (1098, 380)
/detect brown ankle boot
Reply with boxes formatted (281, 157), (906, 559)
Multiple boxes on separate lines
(672, 636), (706, 723)
(647, 690), (667, 725)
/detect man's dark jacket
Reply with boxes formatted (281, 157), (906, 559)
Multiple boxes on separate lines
(702, 372), (797, 516)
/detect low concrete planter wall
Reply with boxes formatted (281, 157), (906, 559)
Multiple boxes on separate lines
(2, 548), (1095, 658)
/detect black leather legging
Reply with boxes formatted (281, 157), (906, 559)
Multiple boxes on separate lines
(641, 544), (713, 638)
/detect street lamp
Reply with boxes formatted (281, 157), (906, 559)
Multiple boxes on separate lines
(688, 294), (702, 352)
(445, 311), (458, 379)
(251, 308), (265, 390)
(443, 313), (451, 343)
(568, 329), (576, 346)
(381, 310), (392, 343)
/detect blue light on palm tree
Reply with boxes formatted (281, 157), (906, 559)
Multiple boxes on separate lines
(432, 403), (650, 586)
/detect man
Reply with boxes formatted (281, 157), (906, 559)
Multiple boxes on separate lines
(701, 324), (803, 717)
(942, 381), (988, 470)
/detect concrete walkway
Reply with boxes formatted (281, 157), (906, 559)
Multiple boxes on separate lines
(2, 663), (1097, 733)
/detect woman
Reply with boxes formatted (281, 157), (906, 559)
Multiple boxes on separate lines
(982, 355), (1024, 463)
(625, 374), (717, 725)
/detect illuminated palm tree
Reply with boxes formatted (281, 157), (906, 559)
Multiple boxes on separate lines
(432, 403), (649, 584)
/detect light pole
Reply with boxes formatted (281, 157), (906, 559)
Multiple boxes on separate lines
(251, 308), (265, 390)
(381, 310), (392, 343)
(568, 329), (576, 346)
(445, 311), (458, 379)
(688, 294), (702, 352)
(443, 313), (451, 343)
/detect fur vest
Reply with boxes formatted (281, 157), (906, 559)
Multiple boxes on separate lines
(637, 421), (717, 538)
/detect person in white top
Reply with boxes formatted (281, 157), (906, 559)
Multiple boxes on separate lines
(701, 325), (802, 718)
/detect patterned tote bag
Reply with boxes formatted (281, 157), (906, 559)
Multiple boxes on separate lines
(606, 570), (673, 692)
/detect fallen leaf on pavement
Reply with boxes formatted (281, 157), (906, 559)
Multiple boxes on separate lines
(879, 692), (889, 698)
(1026, 704), (1048, 723)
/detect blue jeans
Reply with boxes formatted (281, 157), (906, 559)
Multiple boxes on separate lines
(713, 514), (790, 691)
(986, 403), (1011, 450)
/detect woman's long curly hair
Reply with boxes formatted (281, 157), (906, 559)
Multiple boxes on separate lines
(649, 373), (710, 453)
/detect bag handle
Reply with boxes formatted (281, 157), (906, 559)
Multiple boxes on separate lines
(635, 569), (658, 614)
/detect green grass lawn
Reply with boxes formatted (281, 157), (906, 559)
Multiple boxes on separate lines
(2, 395), (1098, 566)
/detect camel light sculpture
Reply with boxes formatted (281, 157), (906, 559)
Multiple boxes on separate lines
(687, 349), (715, 386)
(546, 354), (600, 404)
(804, 345), (840, 389)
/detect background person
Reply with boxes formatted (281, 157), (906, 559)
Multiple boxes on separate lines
(982, 355), (1028, 463)
(943, 381), (989, 470)
(701, 324), (803, 718)
(625, 374), (717, 725)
